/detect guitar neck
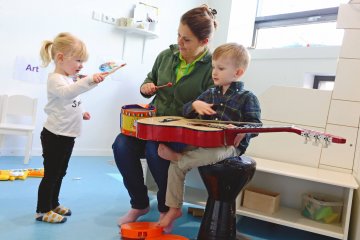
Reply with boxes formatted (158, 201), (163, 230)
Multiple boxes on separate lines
(224, 125), (346, 144)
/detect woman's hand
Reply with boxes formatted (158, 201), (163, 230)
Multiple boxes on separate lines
(141, 83), (157, 95)
(192, 100), (216, 115)
(92, 72), (107, 83)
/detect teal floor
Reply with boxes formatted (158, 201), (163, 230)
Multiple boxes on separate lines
(0, 156), (338, 240)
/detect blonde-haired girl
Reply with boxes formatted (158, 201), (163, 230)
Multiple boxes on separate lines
(36, 32), (107, 223)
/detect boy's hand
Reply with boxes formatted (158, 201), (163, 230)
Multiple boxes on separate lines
(92, 72), (108, 83)
(83, 112), (91, 120)
(192, 100), (216, 115)
(226, 124), (244, 147)
(233, 133), (245, 147)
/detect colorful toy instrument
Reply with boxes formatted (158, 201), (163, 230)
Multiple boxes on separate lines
(99, 62), (126, 76)
(120, 104), (156, 137)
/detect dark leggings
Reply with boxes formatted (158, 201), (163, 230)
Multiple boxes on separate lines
(36, 128), (75, 213)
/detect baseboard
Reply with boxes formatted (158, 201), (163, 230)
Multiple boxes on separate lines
(0, 147), (113, 157)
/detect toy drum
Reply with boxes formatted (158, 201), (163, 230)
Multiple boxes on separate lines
(121, 104), (156, 137)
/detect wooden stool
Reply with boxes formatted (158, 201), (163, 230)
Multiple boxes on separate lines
(197, 156), (256, 240)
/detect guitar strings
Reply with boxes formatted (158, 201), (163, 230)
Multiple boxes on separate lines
(188, 118), (263, 126)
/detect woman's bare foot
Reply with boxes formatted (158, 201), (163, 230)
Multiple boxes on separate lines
(158, 208), (182, 231)
(158, 144), (182, 161)
(117, 207), (149, 227)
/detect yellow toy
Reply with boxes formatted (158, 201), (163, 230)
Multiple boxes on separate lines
(0, 168), (44, 181)
(0, 169), (29, 181)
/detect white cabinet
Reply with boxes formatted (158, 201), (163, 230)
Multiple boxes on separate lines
(321, 95), (360, 172)
(320, 124), (358, 171)
(340, 30), (360, 58)
(259, 86), (331, 128)
(337, 4), (360, 29)
(327, 100), (360, 127)
(333, 59), (360, 101)
(246, 120), (323, 168)
(236, 157), (358, 240)
(145, 156), (358, 240)
(353, 129), (360, 176)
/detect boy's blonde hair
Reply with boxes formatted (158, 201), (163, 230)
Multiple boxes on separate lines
(212, 43), (250, 71)
(40, 32), (89, 67)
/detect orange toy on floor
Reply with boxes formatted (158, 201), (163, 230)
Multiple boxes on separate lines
(120, 222), (189, 239)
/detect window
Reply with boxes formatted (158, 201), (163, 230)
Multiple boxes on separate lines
(252, 0), (348, 48)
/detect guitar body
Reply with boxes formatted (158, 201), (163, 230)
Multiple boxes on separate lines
(136, 116), (227, 147)
(136, 116), (346, 147)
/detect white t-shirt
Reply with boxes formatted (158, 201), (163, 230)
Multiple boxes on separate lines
(44, 73), (97, 137)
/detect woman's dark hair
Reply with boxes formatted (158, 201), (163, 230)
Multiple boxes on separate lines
(180, 4), (218, 41)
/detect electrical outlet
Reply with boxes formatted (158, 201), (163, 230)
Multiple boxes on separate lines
(92, 11), (102, 21)
(102, 14), (117, 25)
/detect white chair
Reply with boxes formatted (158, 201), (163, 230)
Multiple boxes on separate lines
(0, 95), (38, 164)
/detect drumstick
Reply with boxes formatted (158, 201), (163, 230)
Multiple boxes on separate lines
(104, 63), (127, 76)
(156, 82), (173, 89)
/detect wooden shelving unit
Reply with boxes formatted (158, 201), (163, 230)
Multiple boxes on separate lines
(236, 157), (358, 240)
(145, 157), (358, 240)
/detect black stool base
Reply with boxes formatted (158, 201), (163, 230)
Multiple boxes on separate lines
(196, 156), (256, 240)
(197, 200), (236, 240)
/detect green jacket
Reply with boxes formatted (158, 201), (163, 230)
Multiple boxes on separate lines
(141, 44), (214, 116)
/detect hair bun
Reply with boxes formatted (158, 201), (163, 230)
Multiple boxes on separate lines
(210, 8), (217, 16)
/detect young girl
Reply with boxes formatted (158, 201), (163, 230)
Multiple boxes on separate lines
(36, 32), (107, 223)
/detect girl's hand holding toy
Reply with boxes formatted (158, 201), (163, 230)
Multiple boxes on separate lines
(92, 72), (108, 83)
(75, 61), (127, 84)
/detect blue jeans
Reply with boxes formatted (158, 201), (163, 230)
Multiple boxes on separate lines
(112, 133), (170, 212)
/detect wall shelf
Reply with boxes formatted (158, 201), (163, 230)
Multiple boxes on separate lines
(117, 26), (158, 38)
(117, 26), (159, 63)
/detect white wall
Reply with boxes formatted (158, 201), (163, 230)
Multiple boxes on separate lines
(1, 0), (340, 157)
(0, 0), (205, 156)
(207, 0), (340, 97)
(243, 47), (340, 95)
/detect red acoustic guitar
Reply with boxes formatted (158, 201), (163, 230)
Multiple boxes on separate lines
(136, 116), (346, 148)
